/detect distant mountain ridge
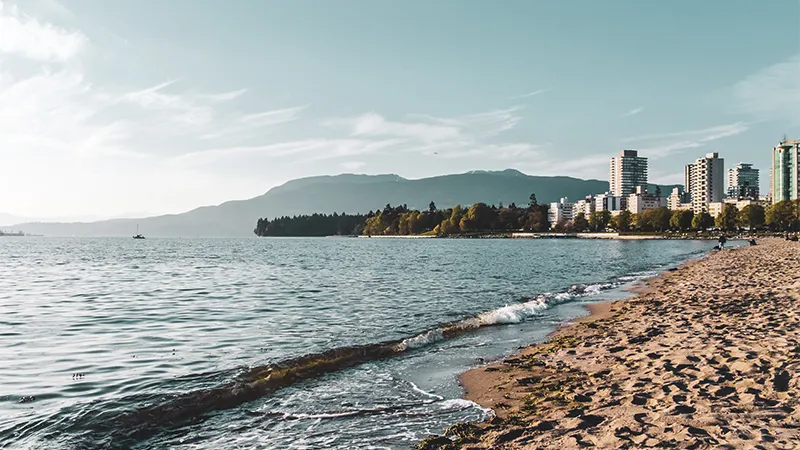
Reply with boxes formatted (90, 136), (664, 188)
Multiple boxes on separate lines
(14, 170), (680, 237)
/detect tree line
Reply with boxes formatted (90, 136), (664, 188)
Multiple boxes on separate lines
(255, 212), (366, 236)
(254, 197), (798, 237)
(569, 204), (765, 233)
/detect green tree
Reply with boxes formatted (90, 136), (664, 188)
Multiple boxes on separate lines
(766, 200), (798, 231)
(670, 210), (694, 231)
(635, 208), (670, 232)
(692, 211), (714, 231)
(528, 193), (538, 209)
(715, 204), (739, 231)
(523, 205), (550, 232)
(572, 212), (589, 232)
(612, 210), (632, 232)
(736, 205), (766, 230)
(440, 205), (464, 235)
(588, 210), (612, 232)
(459, 203), (495, 232)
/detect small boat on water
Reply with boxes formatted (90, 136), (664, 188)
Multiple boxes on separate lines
(133, 224), (145, 239)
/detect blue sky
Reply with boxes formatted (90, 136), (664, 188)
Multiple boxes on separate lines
(0, 0), (797, 219)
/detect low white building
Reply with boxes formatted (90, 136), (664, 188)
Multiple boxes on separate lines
(594, 193), (624, 213)
(627, 186), (665, 214)
(667, 187), (692, 211)
(723, 197), (769, 210)
(573, 196), (595, 218)
(708, 202), (724, 218)
(548, 197), (574, 226)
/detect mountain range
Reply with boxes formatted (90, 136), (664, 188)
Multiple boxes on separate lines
(11, 170), (679, 237)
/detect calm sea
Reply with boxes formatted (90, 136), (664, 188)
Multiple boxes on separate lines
(0, 237), (716, 449)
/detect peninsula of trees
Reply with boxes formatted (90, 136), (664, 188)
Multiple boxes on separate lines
(254, 196), (791, 237)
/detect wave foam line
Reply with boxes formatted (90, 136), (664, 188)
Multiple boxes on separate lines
(68, 280), (620, 446)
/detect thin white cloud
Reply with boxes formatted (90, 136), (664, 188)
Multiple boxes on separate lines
(620, 123), (748, 143)
(199, 106), (306, 140)
(341, 161), (367, 171)
(327, 108), (524, 143)
(649, 171), (685, 185)
(622, 107), (643, 117)
(419, 142), (540, 160)
(170, 138), (405, 166)
(240, 106), (306, 125)
(329, 112), (460, 142)
(199, 89), (247, 102)
(401, 107), (524, 141)
(510, 89), (549, 100)
(535, 154), (612, 179)
(629, 123), (749, 159)
(121, 80), (216, 126)
(732, 54), (800, 124)
(0, 3), (86, 62)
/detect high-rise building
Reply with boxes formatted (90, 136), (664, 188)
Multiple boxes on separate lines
(727, 163), (760, 199)
(609, 150), (648, 197)
(771, 139), (800, 202)
(688, 152), (724, 213)
(684, 164), (695, 200)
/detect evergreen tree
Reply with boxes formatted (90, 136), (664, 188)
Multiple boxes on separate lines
(528, 193), (538, 209)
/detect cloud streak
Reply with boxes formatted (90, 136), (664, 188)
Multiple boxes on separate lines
(732, 54), (800, 124)
(510, 89), (549, 100)
(622, 122), (749, 159)
(0, 2), (86, 62)
(622, 107), (643, 117)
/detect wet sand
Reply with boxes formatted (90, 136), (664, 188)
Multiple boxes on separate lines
(419, 238), (800, 449)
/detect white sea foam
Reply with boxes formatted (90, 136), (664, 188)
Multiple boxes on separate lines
(394, 329), (444, 352)
(472, 297), (549, 325)
(439, 398), (493, 415)
(408, 381), (445, 401)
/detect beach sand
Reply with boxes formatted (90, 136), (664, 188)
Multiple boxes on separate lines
(419, 238), (800, 449)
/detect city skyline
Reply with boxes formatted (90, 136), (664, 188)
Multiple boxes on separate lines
(0, 0), (796, 220)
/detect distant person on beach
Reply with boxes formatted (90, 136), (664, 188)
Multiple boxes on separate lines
(749, 239), (757, 246)
(718, 235), (727, 250)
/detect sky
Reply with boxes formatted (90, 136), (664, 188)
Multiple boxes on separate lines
(0, 0), (798, 220)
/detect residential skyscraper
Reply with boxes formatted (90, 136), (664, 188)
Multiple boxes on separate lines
(684, 164), (695, 200)
(727, 163), (760, 199)
(688, 152), (724, 213)
(771, 139), (800, 202)
(609, 150), (648, 197)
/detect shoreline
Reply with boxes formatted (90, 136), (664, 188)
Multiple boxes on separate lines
(355, 233), (769, 240)
(419, 238), (799, 448)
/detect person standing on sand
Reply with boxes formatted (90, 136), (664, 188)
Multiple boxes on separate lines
(718, 235), (727, 250)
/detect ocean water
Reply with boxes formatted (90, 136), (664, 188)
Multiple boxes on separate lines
(0, 237), (717, 449)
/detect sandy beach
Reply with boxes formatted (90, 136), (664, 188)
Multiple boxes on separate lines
(419, 238), (800, 449)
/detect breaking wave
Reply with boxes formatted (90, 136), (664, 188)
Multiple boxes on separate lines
(25, 278), (624, 448)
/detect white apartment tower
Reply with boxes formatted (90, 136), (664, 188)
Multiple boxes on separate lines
(686, 153), (724, 213)
(609, 150), (648, 197)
